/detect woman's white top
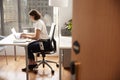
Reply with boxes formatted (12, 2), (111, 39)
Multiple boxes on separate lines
(33, 19), (49, 39)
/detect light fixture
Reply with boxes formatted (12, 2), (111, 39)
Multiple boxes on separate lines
(49, 0), (68, 7)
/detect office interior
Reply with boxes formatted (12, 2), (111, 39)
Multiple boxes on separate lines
(1, 0), (120, 80)
(0, 0), (72, 80)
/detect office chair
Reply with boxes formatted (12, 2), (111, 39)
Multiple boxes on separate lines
(35, 23), (59, 75)
(0, 36), (8, 64)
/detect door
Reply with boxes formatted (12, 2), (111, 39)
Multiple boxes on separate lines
(71, 0), (120, 80)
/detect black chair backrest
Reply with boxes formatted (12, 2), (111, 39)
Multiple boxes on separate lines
(49, 23), (56, 52)
(38, 23), (56, 52)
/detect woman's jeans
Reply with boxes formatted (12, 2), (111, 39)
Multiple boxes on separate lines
(28, 40), (41, 61)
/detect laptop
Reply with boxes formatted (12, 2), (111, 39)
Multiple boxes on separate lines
(11, 28), (31, 43)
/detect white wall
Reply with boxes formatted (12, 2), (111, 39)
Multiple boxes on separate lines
(59, 0), (73, 28)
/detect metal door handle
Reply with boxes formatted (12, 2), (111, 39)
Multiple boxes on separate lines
(70, 61), (81, 80)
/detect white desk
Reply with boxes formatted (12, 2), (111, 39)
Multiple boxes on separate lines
(0, 34), (30, 46)
(59, 36), (72, 80)
(0, 34), (30, 80)
(59, 36), (72, 64)
(60, 36), (72, 49)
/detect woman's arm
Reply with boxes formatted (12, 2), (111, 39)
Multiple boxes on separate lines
(25, 33), (35, 36)
(21, 29), (40, 40)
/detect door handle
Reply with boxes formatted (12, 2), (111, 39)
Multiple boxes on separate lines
(70, 61), (81, 80)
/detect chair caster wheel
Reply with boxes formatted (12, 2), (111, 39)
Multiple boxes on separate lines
(56, 64), (59, 68)
(51, 70), (54, 75)
(43, 64), (45, 68)
(33, 70), (38, 74)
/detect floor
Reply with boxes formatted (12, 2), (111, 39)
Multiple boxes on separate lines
(0, 56), (70, 80)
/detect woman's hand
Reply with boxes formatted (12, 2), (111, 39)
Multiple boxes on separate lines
(20, 33), (27, 38)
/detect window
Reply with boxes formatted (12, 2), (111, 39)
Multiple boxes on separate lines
(1, 0), (57, 36)
(20, 0), (54, 34)
(3, 0), (18, 36)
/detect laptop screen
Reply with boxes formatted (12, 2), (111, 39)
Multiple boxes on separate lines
(11, 28), (21, 39)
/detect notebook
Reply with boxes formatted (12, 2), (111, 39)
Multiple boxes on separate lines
(11, 28), (31, 43)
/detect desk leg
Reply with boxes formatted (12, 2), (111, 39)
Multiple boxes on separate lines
(59, 49), (61, 80)
(14, 46), (17, 61)
(59, 49), (64, 80)
(24, 46), (29, 80)
(61, 49), (64, 63)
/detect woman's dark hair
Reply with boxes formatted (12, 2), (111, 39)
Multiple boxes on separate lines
(29, 9), (41, 20)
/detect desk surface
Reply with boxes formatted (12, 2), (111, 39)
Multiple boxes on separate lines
(0, 34), (30, 46)
(59, 36), (72, 49)
(0, 34), (72, 48)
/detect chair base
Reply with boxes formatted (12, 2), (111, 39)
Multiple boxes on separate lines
(35, 57), (59, 75)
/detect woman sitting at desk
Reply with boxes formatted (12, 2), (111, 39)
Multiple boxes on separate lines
(21, 9), (49, 72)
